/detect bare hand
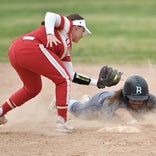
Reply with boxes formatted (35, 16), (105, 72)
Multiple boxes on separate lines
(46, 34), (61, 47)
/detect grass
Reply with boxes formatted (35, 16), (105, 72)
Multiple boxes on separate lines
(0, 0), (156, 64)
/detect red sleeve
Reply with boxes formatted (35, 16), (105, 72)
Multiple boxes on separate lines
(56, 15), (65, 30)
(62, 56), (71, 61)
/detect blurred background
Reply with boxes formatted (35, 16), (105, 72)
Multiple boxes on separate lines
(0, 0), (156, 64)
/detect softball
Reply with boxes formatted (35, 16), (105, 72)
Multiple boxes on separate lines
(113, 74), (118, 81)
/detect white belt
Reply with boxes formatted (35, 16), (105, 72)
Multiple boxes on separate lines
(23, 36), (35, 40)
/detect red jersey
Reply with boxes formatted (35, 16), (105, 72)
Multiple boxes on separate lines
(25, 15), (73, 61)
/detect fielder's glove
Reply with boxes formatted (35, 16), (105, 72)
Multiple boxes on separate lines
(97, 65), (122, 89)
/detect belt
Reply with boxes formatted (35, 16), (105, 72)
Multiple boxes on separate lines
(23, 36), (35, 40)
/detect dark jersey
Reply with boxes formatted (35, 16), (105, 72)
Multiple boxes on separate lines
(69, 91), (156, 120)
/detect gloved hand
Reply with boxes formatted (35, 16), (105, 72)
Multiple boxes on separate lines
(97, 65), (122, 89)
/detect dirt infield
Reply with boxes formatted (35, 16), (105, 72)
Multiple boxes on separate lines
(0, 63), (156, 156)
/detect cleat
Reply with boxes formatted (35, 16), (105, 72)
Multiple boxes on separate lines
(0, 116), (8, 125)
(56, 116), (74, 133)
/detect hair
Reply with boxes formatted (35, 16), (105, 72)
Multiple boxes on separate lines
(66, 13), (84, 21)
(41, 13), (84, 25)
(108, 89), (123, 106)
(41, 21), (45, 25)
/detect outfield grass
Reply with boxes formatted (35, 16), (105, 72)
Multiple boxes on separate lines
(0, 0), (156, 64)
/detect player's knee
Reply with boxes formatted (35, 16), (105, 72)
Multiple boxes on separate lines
(55, 76), (71, 86)
(24, 84), (42, 97)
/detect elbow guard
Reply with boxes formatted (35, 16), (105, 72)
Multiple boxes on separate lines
(72, 72), (91, 85)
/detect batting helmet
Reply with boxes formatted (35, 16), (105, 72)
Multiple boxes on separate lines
(122, 75), (149, 101)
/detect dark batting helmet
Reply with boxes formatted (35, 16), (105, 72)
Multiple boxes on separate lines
(122, 75), (149, 101)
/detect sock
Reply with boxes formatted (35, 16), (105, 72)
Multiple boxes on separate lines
(0, 101), (14, 116)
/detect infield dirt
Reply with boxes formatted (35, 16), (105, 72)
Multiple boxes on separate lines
(0, 63), (156, 156)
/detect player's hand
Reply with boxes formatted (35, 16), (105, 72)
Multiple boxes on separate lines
(46, 34), (61, 47)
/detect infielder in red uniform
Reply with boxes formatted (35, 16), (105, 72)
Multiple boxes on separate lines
(0, 12), (121, 132)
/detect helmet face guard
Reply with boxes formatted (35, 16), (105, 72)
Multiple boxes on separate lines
(123, 76), (149, 101)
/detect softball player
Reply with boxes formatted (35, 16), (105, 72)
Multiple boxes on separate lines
(68, 75), (156, 125)
(0, 12), (99, 132)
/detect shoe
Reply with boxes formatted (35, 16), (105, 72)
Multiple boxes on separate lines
(56, 116), (74, 133)
(80, 95), (91, 104)
(0, 116), (8, 125)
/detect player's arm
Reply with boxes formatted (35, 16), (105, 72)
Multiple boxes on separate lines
(63, 62), (122, 88)
(44, 12), (62, 47)
(63, 61), (97, 86)
(72, 72), (97, 86)
(73, 65), (122, 87)
(45, 12), (61, 34)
